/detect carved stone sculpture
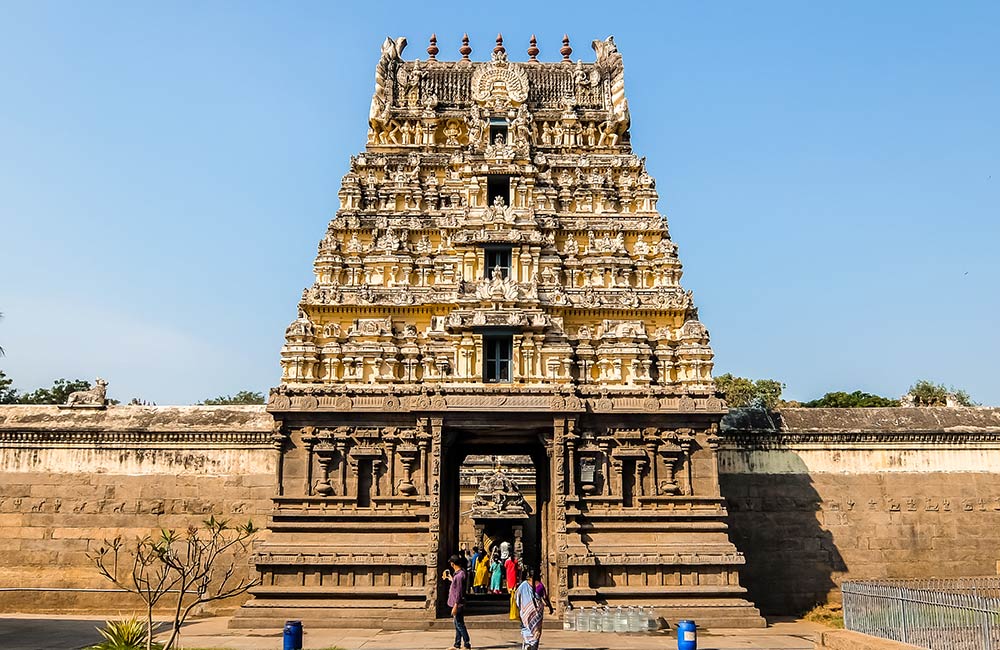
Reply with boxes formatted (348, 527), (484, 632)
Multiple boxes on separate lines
(65, 378), (109, 407)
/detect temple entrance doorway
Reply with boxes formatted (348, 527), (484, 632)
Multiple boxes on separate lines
(464, 454), (536, 567)
(437, 421), (551, 619)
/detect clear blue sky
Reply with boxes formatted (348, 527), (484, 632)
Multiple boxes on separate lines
(1, 1), (997, 405)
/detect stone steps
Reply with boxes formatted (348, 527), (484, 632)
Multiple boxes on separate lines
(230, 597), (766, 630)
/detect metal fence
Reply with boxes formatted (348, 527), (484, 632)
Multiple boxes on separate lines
(842, 578), (1000, 649)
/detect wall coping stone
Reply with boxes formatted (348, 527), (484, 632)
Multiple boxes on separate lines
(0, 405), (273, 448)
(817, 630), (923, 650)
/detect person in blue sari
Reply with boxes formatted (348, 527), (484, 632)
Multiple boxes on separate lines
(489, 549), (504, 593)
(514, 568), (544, 650)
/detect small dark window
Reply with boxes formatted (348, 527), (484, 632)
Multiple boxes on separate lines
(489, 118), (508, 144)
(484, 335), (513, 383)
(484, 247), (512, 279)
(621, 459), (636, 507)
(357, 459), (373, 507)
(487, 175), (510, 206)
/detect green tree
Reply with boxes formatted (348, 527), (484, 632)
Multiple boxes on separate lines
(907, 379), (975, 406)
(714, 373), (785, 410)
(802, 390), (900, 408)
(200, 390), (265, 405)
(0, 370), (17, 404)
(18, 378), (92, 404)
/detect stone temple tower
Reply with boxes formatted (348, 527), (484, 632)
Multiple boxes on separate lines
(235, 34), (763, 629)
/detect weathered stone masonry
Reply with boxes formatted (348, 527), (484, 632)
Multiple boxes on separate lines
(0, 405), (274, 614)
(243, 33), (762, 630)
(719, 407), (1000, 614)
(2, 34), (997, 625)
(2, 405), (997, 618)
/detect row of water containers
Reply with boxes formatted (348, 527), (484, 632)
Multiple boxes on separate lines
(564, 605), (657, 633)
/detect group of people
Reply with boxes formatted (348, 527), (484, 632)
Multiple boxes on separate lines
(466, 545), (517, 594)
(443, 545), (554, 650)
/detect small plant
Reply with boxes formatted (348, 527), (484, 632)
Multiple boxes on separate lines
(90, 616), (162, 650)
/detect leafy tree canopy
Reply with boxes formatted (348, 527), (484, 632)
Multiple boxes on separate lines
(907, 379), (975, 407)
(0, 370), (16, 404)
(802, 390), (900, 408)
(0, 374), (120, 405)
(18, 378), (92, 404)
(200, 390), (265, 405)
(714, 373), (784, 410)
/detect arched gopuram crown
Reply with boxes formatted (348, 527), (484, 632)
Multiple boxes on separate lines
(271, 34), (721, 414)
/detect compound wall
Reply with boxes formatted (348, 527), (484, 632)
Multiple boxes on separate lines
(719, 407), (1000, 614)
(0, 405), (275, 613)
(2, 404), (998, 617)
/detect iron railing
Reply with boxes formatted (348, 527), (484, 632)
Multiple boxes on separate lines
(842, 578), (1000, 649)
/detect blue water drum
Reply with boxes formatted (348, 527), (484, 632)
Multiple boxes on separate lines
(677, 619), (697, 650)
(283, 620), (303, 650)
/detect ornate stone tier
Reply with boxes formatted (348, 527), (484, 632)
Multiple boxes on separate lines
(239, 33), (763, 630)
(269, 385), (724, 414)
(235, 406), (763, 629)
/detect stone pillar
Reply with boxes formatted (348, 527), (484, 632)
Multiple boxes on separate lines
(271, 420), (286, 497)
(300, 426), (317, 495)
(427, 417), (444, 612)
(552, 417), (570, 614)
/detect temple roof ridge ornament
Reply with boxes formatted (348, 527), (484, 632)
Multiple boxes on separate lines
(470, 52), (528, 107)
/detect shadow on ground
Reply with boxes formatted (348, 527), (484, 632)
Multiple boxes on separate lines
(0, 619), (104, 650)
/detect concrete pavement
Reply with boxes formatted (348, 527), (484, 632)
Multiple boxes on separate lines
(167, 617), (824, 650)
(0, 614), (824, 649)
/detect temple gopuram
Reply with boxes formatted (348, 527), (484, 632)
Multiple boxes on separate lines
(235, 34), (764, 629)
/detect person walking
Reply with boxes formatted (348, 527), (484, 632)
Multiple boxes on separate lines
(533, 570), (554, 615)
(515, 569), (545, 650)
(443, 554), (471, 650)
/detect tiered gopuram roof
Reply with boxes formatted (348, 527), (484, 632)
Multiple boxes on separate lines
(274, 34), (717, 409)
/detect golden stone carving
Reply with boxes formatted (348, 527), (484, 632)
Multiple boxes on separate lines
(246, 34), (763, 632)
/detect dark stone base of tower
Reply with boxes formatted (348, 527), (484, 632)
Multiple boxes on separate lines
(235, 33), (764, 628)
(231, 391), (764, 629)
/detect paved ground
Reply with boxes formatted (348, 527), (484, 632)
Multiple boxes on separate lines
(0, 615), (824, 650)
(0, 617), (105, 650)
(171, 617), (823, 650)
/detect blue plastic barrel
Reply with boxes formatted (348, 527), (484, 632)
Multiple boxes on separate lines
(677, 619), (697, 650)
(283, 620), (303, 650)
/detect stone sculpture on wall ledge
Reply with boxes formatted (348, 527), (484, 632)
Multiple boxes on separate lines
(62, 378), (109, 409)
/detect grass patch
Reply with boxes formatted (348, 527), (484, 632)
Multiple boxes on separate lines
(804, 602), (844, 628)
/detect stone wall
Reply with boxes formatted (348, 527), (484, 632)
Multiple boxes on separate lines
(0, 405), (275, 614)
(814, 630), (922, 650)
(2, 404), (999, 618)
(719, 407), (1000, 615)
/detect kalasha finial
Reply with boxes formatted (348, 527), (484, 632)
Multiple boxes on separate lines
(494, 33), (505, 55)
(527, 34), (539, 61)
(427, 34), (439, 60)
(561, 34), (572, 62)
(460, 33), (472, 61)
